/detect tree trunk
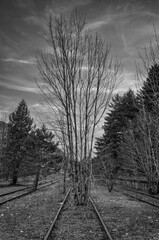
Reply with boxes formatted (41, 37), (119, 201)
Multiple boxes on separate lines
(12, 169), (18, 185)
(73, 161), (90, 205)
(62, 154), (68, 194)
(11, 158), (21, 185)
(63, 164), (67, 194)
(156, 180), (159, 194)
(5, 171), (9, 181)
(107, 172), (114, 192)
(12, 164), (19, 185)
(107, 179), (113, 192)
(33, 166), (41, 190)
(147, 177), (155, 195)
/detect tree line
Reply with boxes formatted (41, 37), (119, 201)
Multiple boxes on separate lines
(94, 63), (159, 194)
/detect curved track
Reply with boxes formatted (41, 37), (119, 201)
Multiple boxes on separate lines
(0, 179), (61, 206)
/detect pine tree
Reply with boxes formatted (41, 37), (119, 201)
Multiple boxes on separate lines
(131, 63), (159, 191)
(0, 121), (8, 179)
(6, 99), (33, 185)
(94, 136), (105, 156)
(140, 63), (159, 112)
(28, 124), (58, 190)
(94, 89), (139, 176)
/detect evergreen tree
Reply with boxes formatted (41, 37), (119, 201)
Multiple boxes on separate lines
(28, 124), (58, 189)
(95, 94), (121, 157)
(0, 121), (8, 179)
(140, 63), (159, 112)
(5, 99), (33, 185)
(94, 89), (139, 176)
(129, 63), (159, 191)
(94, 136), (105, 156)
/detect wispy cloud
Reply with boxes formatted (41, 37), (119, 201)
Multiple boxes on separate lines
(23, 15), (45, 28)
(84, 8), (152, 31)
(85, 19), (110, 30)
(30, 102), (53, 114)
(1, 57), (36, 65)
(13, 86), (39, 93)
(31, 103), (42, 108)
(0, 82), (39, 93)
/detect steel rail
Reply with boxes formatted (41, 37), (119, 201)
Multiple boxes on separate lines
(114, 188), (159, 209)
(0, 186), (31, 198)
(0, 180), (61, 207)
(44, 188), (71, 240)
(122, 186), (159, 200)
(0, 179), (55, 198)
(89, 196), (113, 240)
(0, 180), (53, 199)
(37, 179), (62, 191)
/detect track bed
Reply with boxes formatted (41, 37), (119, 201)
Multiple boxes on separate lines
(49, 192), (108, 240)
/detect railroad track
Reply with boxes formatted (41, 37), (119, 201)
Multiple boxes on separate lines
(0, 185), (31, 198)
(89, 196), (113, 240)
(44, 189), (113, 240)
(0, 179), (54, 198)
(0, 179), (61, 207)
(122, 186), (159, 200)
(44, 188), (71, 240)
(114, 185), (159, 209)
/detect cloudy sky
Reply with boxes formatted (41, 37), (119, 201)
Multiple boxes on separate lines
(0, 0), (159, 122)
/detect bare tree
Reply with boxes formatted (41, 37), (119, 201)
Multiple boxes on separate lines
(122, 108), (159, 194)
(49, 111), (69, 194)
(133, 28), (159, 193)
(136, 26), (159, 94)
(37, 10), (122, 205)
(119, 28), (159, 194)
